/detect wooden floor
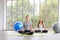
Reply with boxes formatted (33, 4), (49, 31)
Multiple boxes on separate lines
(0, 31), (60, 40)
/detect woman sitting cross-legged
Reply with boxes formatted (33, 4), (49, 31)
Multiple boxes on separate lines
(35, 18), (48, 33)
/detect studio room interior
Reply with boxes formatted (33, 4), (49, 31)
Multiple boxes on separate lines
(0, 0), (60, 40)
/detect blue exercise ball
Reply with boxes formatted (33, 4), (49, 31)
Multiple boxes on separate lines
(14, 22), (23, 31)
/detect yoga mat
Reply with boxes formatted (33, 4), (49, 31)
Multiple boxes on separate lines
(6, 31), (54, 36)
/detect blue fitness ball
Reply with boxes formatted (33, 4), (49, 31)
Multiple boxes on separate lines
(14, 22), (23, 31)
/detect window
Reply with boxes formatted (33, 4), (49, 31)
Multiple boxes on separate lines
(6, 0), (58, 30)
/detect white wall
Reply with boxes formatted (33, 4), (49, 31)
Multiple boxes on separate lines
(4, 0), (6, 30)
(59, 0), (60, 27)
(0, 0), (4, 30)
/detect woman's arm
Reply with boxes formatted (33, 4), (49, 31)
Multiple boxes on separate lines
(43, 23), (47, 29)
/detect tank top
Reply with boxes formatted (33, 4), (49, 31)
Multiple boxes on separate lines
(39, 24), (44, 30)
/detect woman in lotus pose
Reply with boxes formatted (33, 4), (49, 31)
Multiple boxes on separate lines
(35, 18), (48, 33)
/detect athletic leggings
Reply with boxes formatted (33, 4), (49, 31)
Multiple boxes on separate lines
(35, 30), (48, 33)
(18, 30), (48, 35)
(18, 30), (33, 35)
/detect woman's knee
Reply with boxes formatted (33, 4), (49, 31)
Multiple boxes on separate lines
(42, 30), (48, 33)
